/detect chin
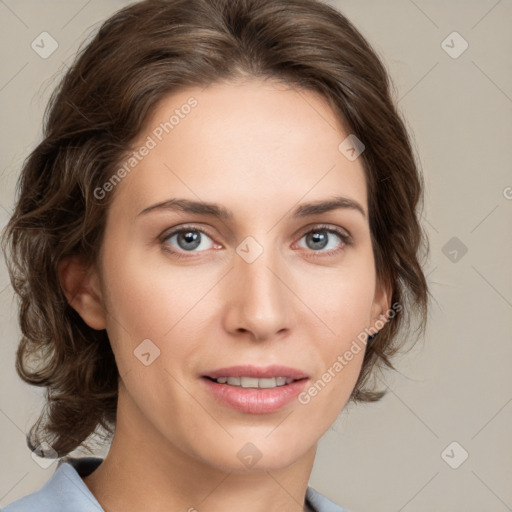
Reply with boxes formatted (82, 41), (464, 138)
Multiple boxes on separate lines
(190, 429), (316, 474)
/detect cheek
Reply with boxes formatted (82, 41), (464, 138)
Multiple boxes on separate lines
(295, 258), (376, 410)
(102, 242), (211, 341)
(300, 259), (377, 344)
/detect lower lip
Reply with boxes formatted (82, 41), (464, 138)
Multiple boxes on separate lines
(201, 377), (309, 414)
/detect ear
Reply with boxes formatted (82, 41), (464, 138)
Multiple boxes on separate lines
(369, 277), (392, 332)
(58, 256), (107, 330)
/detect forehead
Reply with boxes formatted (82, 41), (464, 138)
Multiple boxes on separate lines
(108, 79), (368, 220)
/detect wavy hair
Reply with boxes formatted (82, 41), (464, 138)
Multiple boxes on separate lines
(1, 0), (429, 457)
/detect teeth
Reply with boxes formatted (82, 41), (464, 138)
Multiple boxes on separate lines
(215, 376), (296, 388)
(258, 377), (277, 388)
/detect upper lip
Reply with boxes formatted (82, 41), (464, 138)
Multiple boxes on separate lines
(203, 365), (309, 380)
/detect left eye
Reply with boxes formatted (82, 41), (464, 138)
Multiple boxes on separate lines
(296, 227), (349, 252)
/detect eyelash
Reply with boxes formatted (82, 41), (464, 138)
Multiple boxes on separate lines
(159, 224), (352, 260)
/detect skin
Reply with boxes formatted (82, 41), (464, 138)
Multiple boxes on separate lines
(60, 78), (390, 512)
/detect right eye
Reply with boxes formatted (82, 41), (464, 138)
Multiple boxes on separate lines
(161, 226), (221, 258)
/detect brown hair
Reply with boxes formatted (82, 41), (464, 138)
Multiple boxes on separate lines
(1, 0), (428, 457)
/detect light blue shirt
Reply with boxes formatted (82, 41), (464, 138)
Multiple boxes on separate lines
(2, 457), (351, 512)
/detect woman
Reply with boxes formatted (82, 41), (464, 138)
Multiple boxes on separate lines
(1, 0), (428, 510)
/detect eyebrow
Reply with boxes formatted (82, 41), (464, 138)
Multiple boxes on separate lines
(137, 195), (366, 220)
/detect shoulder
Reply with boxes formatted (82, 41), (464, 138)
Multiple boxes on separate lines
(3, 459), (352, 512)
(306, 486), (354, 512)
(2, 457), (104, 512)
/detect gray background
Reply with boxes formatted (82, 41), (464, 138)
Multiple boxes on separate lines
(1, 1), (511, 511)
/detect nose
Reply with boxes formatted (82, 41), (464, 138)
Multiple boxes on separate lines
(222, 244), (294, 342)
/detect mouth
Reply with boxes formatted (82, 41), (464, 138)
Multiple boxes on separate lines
(204, 376), (298, 388)
(201, 365), (309, 414)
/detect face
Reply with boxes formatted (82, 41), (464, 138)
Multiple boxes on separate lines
(73, 78), (389, 472)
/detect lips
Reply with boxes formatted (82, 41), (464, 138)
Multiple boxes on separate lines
(201, 365), (309, 414)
